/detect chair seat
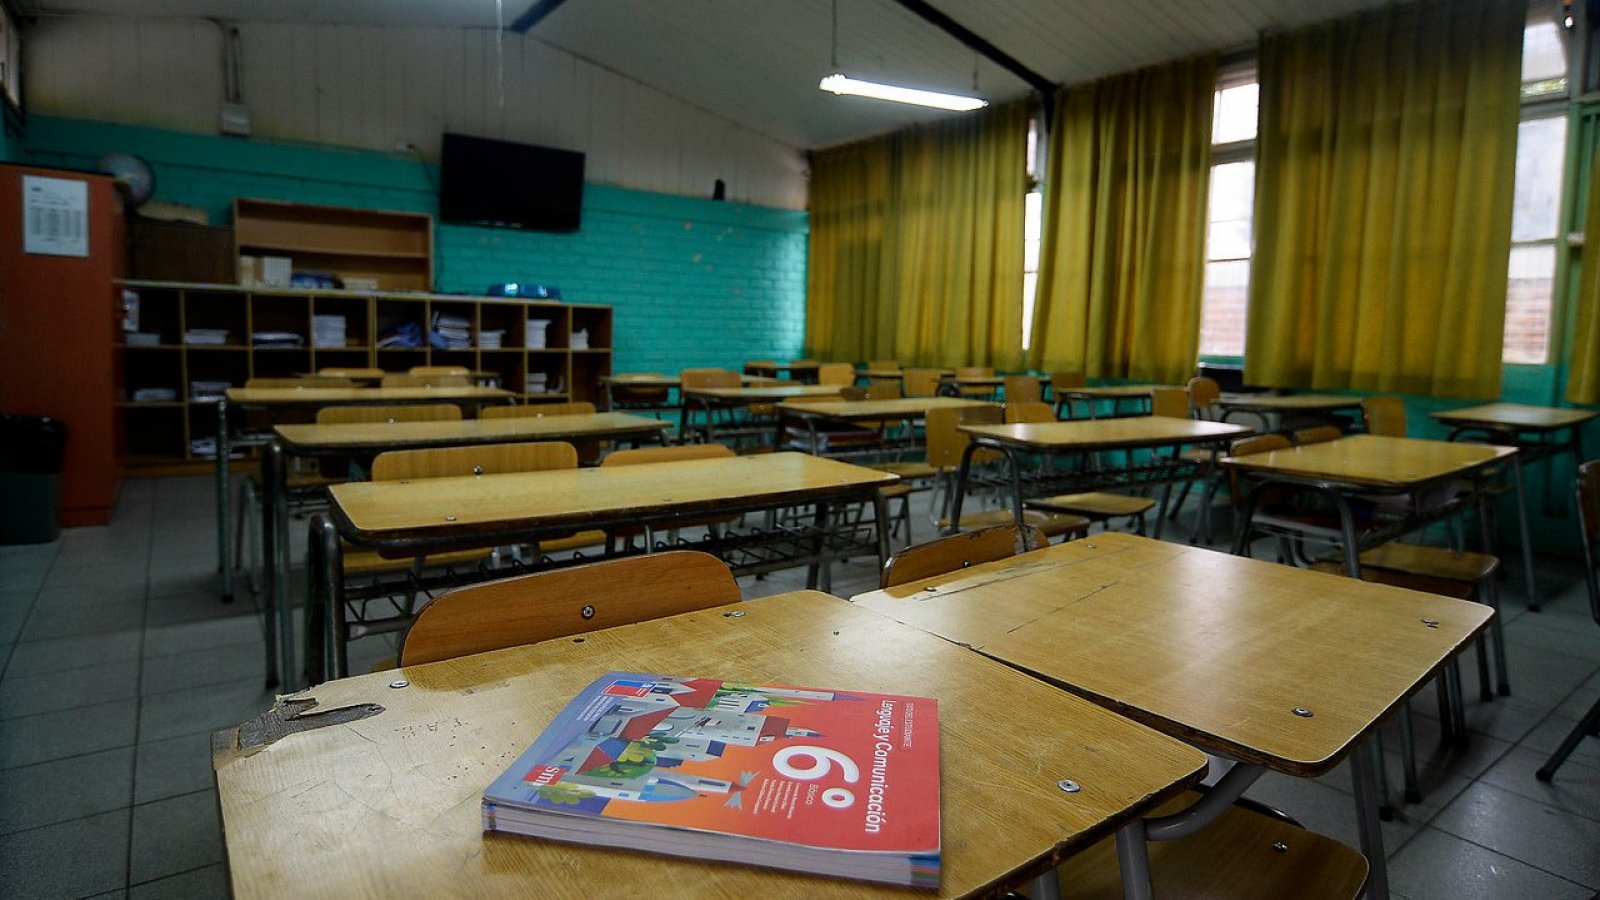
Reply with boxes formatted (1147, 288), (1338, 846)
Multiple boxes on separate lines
(1337, 543), (1499, 582)
(879, 482), (914, 500)
(1309, 561), (1475, 600)
(535, 529), (608, 553)
(343, 547), (492, 576)
(1026, 492), (1156, 519)
(1056, 790), (1368, 899)
(940, 508), (1090, 539)
(868, 461), (939, 480)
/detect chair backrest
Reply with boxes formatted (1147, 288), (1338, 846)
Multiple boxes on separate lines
(245, 377), (354, 389)
(1004, 400), (1055, 425)
(318, 367), (384, 379)
(1003, 375), (1042, 405)
(380, 374), (471, 388)
(880, 523), (1044, 588)
(956, 366), (994, 379)
(817, 362), (856, 386)
(410, 366), (470, 376)
(399, 551), (742, 666)
(681, 368), (741, 389)
(371, 441), (577, 481)
(1151, 387), (1191, 419)
(609, 373), (669, 403)
(1227, 433), (1292, 508)
(1293, 425), (1343, 445)
(902, 368), (944, 397)
(481, 401), (597, 419)
(926, 405), (1003, 470)
(315, 404), (462, 425)
(863, 381), (903, 401)
(1051, 371), (1087, 391)
(602, 442), (735, 467)
(1362, 396), (1408, 437)
(1186, 377), (1221, 419)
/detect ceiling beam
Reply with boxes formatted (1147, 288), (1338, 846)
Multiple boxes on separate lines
(508, 0), (571, 34)
(886, 0), (1055, 96)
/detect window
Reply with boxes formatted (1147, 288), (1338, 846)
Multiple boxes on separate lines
(1022, 116), (1042, 351)
(1504, 5), (1570, 364)
(1197, 75), (1258, 358)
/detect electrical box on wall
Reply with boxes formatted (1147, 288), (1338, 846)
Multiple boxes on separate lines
(219, 102), (251, 137)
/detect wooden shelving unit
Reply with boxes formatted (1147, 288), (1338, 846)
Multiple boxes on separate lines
(116, 281), (613, 471)
(234, 198), (433, 291)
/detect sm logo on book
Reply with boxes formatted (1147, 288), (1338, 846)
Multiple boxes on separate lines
(603, 679), (658, 698)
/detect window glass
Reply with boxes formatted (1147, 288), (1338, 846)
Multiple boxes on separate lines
(1503, 244), (1557, 365)
(1199, 260), (1251, 357)
(1511, 115), (1567, 242)
(1212, 82), (1259, 145)
(1022, 190), (1042, 350)
(1521, 15), (1567, 86)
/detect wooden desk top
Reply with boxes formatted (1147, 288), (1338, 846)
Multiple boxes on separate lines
(938, 375), (1006, 386)
(687, 385), (846, 401)
(599, 374), (778, 387)
(1430, 402), (1599, 432)
(214, 591), (1206, 898)
(329, 452), (896, 545)
(1217, 394), (1362, 411)
(226, 386), (514, 408)
(961, 417), (1250, 451)
(850, 533), (1491, 776)
(275, 413), (670, 454)
(1060, 384), (1174, 399)
(747, 360), (822, 373)
(1219, 434), (1515, 491)
(778, 397), (993, 420)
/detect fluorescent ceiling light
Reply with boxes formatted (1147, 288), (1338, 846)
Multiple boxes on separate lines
(819, 74), (987, 112)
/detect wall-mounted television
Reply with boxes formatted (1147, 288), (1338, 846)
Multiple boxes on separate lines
(438, 133), (584, 232)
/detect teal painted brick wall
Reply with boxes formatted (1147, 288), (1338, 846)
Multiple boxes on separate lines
(20, 115), (808, 375)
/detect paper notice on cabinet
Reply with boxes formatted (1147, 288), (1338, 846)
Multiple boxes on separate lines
(22, 175), (89, 257)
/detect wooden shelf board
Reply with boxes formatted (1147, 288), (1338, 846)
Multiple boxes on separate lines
(238, 243), (430, 260)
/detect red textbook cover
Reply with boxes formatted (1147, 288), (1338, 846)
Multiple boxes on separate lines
(483, 671), (941, 888)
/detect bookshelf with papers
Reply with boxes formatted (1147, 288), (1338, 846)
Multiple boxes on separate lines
(115, 281), (613, 471)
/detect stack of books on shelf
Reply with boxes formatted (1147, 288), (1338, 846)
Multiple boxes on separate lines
(378, 321), (423, 348)
(480, 329), (504, 349)
(189, 380), (232, 402)
(131, 387), (178, 403)
(252, 331), (304, 348)
(526, 320), (551, 349)
(431, 312), (472, 350)
(188, 432), (270, 459)
(312, 315), (347, 348)
(125, 332), (161, 347)
(526, 372), (553, 394)
(184, 328), (230, 346)
(570, 328), (590, 350)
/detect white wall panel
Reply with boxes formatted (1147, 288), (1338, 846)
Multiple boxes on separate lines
(24, 17), (807, 208)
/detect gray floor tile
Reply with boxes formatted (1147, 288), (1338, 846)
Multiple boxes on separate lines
(0, 746), (134, 834)
(29, 581), (148, 607)
(1241, 767), (1424, 858)
(141, 642), (264, 696)
(1412, 693), (1550, 745)
(129, 790), (224, 885)
(1518, 714), (1600, 772)
(20, 599), (146, 642)
(142, 615), (262, 660)
(0, 698), (139, 769)
(1479, 745), (1600, 824)
(0, 659), (141, 720)
(1491, 643), (1595, 708)
(1553, 681), (1600, 722)
(0, 809), (130, 900)
(129, 864), (228, 900)
(1388, 825), (1594, 900)
(134, 733), (217, 805)
(4, 631), (142, 678)
(1504, 617), (1600, 662)
(1431, 781), (1600, 887)
(138, 678), (276, 743)
(0, 596), (30, 644)
(145, 592), (249, 628)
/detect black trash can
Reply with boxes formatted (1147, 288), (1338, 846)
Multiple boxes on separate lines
(0, 414), (68, 544)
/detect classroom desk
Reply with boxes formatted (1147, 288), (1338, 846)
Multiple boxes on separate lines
(1216, 394), (1364, 432)
(597, 373), (778, 414)
(850, 532), (1493, 899)
(776, 397), (992, 458)
(950, 418), (1251, 539)
(214, 589), (1207, 899)
(1055, 384), (1173, 419)
(254, 413), (672, 688)
(1219, 434), (1520, 582)
(307, 453), (897, 682)
(744, 360), (822, 382)
(680, 384), (845, 446)
(936, 375), (1005, 398)
(215, 386), (516, 603)
(1431, 403), (1597, 611)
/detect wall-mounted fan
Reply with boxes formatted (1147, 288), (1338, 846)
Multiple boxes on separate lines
(96, 153), (156, 209)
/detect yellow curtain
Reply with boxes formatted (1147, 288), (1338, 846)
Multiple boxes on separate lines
(806, 102), (1028, 368)
(1567, 151), (1600, 404)
(1246, 0), (1524, 398)
(1027, 55), (1216, 384)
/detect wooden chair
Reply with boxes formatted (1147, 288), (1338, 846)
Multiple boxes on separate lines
(600, 443), (738, 550)
(380, 373), (471, 388)
(399, 551), (741, 666)
(681, 368), (749, 443)
(816, 362), (856, 386)
(1166, 377), (1228, 521)
(1362, 395), (1408, 436)
(245, 376), (354, 389)
(741, 360), (778, 376)
(953, 365), (996, 399)
(880, 523), (1044, 588)
(1186, 376), (1222, 421)
(607, 373), (670, 410)
(1002, 374), (1042, 405)
(1051, 371), (1088, 418)
(1293, 425), (1343, 445)
(863, 381), (903, 401)
(901, 368), (944, 398)
(409, 365), (470, 376)
(1003, 401), (1157, 534)
(1150, 386), (1191, 419)
(925, 406), (1088, 540)
(317, 367), (384, 380)
(1538, 460), (1600, 781)
(481, 401), (596, 419)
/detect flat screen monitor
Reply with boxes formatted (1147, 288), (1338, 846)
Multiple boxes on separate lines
(439, 133), (584, 232)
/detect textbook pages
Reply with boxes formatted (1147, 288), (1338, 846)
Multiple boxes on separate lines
(483, 671), (941, 888)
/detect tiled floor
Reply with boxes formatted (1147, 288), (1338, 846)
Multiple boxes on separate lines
(1, 475), (1598, 898)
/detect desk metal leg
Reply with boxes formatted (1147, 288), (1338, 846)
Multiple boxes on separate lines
(260, 440), (280, 688)
(1351, 738), (1390, 899)
(1509, 455), (1538, 611)
(945, 442), (980, 536)
(1114, 818), (1154, 900)
(872, 489), (892, 573)
(1029, 866), (1062, 900)
(216, 399), (234, 602)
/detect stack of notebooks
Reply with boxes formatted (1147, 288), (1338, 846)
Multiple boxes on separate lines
(570, 328), (590, 350)
(483, 672), (941, 889)
(431, 312), (472, 350)
(526, 372), (551, 394)
(252, 331), (304, 348)
(312, 315), (347, 348)
(480, 329), (505, 349)
(131, 387), (177, 403)
(190, 380), (232, 402)
(184, 328), (229, 346)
